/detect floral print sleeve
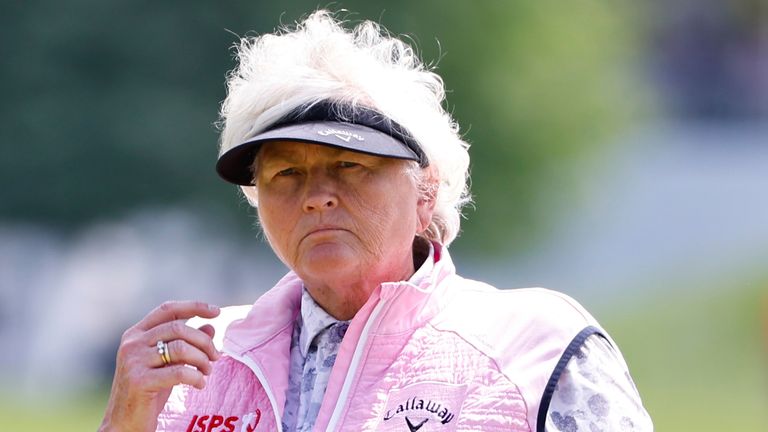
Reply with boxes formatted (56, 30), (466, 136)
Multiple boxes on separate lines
(545, 334), (653, 431)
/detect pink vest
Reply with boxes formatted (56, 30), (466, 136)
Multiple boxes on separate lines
(157, 245), (603, 432)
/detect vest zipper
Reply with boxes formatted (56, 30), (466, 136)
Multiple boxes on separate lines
(325, 300), (387, 431)
(223, 349), (284, 432)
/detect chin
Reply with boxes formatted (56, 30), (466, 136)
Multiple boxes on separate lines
(296, 243), (363, 278)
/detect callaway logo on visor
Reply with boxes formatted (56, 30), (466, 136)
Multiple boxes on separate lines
(317, 128), (365, 142)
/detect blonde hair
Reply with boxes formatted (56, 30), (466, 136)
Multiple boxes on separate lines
(218, 10), (471, 246)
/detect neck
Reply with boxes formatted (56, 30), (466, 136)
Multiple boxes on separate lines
(303, 254), (417, 321)
(306, 284), (374, 321)
(300, 238), (434, 320)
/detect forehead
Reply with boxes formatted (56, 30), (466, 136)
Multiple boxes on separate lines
(260, 140), (342, 158)
(257, 140), (385, 164)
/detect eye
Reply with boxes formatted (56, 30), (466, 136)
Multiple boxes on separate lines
(338, 161), (360, 169)
(275, 167), (298, 177)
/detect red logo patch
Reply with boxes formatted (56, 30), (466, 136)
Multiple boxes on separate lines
(185, 410), (261, 432)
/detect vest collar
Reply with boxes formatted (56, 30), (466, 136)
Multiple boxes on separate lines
(223, 241), (455, 353)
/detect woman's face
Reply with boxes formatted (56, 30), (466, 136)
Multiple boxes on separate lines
(255, 141), (434, 305)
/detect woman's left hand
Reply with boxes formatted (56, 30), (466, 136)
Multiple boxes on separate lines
(99, 300), (222, 432)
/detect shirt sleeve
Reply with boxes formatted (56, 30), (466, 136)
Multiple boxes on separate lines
(545, 334), (653, 431)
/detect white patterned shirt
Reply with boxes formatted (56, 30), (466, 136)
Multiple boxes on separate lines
(545, 334), (653, 431)
(280, 295), (349, 432)
(281, 245), (434, 431)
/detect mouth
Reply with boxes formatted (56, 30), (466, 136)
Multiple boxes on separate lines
(302, 225), (348, 241)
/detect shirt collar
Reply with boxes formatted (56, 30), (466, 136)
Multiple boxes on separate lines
(298, 241), (435, 357)
(298, 288), (342, 357)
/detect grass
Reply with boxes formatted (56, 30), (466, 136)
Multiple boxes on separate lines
(601, 275), (768, 431)
(0, 392), (107, 431)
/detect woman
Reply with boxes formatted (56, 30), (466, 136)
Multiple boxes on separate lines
(100, 11), (652, 432)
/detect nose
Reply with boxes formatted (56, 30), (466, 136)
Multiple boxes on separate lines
(302, 175), (338, 213)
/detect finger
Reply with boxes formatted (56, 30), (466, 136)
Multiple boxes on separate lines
(137, 301), (220, 331)
(144, 364), (207, 391)
(198, 324), (215, 339)
(146, 320), (220, 361)
(160, 340), (215, 375)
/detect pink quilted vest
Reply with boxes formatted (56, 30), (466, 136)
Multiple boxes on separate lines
(157, 245), (603, 432)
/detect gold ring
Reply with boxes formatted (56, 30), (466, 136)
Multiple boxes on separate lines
(156, 340), (171, 366)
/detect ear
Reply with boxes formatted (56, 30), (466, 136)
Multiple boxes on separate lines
(415, 173), (438, 235)
(416, 197), (436, 235)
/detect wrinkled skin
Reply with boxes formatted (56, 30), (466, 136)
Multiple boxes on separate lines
(255, 141), (435, 320)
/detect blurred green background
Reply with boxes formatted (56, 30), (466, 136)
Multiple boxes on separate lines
(1, 0), (766, 430)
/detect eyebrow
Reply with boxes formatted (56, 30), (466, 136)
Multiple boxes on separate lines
(257, 145), (306, 168)
(260, 144), (355, 166)
(259, 149), (302, 164)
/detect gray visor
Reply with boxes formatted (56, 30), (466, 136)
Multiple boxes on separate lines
(216, 121), (424, 185)
(216, 101), (428, 186)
